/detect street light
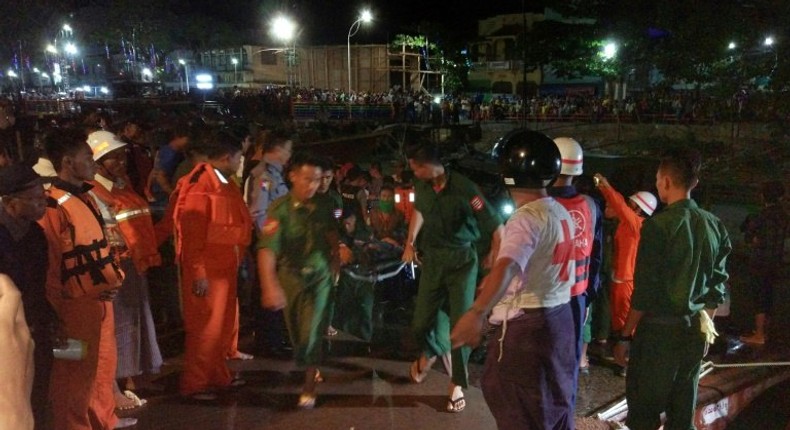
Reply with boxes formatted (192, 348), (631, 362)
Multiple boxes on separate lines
(271, 15), (296, 86)
(601, 42), (617, 60)
(179, 59), (190, 93)
(764, 36), (775, 46)
(347, 9), (373, 95)
(231, 57), (239, 83)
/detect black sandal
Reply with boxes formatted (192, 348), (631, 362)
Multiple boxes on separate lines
(447, 396), (465, 413)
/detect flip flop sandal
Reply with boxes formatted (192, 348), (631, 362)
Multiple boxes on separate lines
(116, 390), (147, 410)
(228, 351), (254, 360)
(446, 396), (466, 413)
(229, 378), (247, 387)
(297, 392), (316, 409)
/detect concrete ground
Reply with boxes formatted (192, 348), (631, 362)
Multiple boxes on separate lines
(117, 324), (790, 430)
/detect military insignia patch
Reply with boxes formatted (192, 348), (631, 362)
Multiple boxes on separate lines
(470, 196), (484, 211)
(262, 219), (279, 235)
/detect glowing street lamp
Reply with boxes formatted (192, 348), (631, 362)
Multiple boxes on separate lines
(271, 15), (297, 86)
(179, 59), (190, 93)
(727, 41), (737, 50)
(347, 9), (373, 94)
(601, 42), (617, 60)
(271, 16), (295, 43)
(764, 36), (775, 46)
(231, 57), (239, 83)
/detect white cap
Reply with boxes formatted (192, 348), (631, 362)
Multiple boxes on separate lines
(629, 191), (657, 216)
(87, 130), (127, 161)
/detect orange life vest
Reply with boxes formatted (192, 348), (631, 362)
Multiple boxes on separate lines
(555, 194), (595, 297)
(49, 186), (124, 298)
(88, 179), (162, 273)
(172, 163), (252, 262)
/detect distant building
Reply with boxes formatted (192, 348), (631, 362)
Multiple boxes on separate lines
(194, 44), (425, 94)
(468, 13), (544, 96)
(468, 10), (606, 97)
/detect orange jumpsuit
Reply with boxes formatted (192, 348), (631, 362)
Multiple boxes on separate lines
(39, 181), (124, 430)
(599, 184), (645, 332)
(173, 163), (252, 395)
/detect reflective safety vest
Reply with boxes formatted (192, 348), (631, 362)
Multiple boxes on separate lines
(89, 179), (162, 273)
(394, 186), (415, 223)
(49, 187), (124, 298)
(555, 194), (595, 297)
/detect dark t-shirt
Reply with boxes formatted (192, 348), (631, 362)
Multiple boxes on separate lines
(0, 220), (55, 329)
(151, 144), (184, 207)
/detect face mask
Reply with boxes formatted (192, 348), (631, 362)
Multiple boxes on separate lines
(379, 200), (394, 213)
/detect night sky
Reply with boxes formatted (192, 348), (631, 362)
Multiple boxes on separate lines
(188, 0), (536, 45)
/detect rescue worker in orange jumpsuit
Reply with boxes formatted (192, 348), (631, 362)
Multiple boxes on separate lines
(593, 174), (656, 371)
(173, 132), (252, 400)
(86, 131), (164, 408)
(38, 129), (136, 429)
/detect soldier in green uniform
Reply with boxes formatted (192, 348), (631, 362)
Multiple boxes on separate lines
(257, 152), (350, 409)
(401, 142), (503, 413)
(614, 148), (731, 430)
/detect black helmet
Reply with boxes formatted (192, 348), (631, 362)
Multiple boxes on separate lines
(491, 128), (561, 188)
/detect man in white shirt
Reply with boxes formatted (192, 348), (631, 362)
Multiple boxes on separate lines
(451, 128), (576, 430)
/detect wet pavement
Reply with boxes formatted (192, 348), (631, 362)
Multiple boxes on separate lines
(116, 322), (790, 430)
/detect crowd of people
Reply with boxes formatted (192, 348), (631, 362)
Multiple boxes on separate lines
(211, 85), (782, 125)
(0, 99), (787, 430)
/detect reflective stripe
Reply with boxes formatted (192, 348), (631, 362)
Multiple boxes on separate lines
(115, 208), (150, 221)
(57, 193), (73, 205)
(214, 168), (229, 184)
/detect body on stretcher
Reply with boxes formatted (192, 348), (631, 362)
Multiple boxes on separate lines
(333, 241), (418, 345)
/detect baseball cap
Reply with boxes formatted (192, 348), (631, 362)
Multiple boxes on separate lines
(0, 165), (43, 196)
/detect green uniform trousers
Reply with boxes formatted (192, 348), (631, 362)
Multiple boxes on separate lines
(280, 267), (332, 367)
(334, 273), (375, 342)
(412, 246), (477, 389)
(626, 316), (706, 430)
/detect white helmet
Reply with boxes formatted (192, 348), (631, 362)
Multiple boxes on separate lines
(87, 130), (126, 161)
(629, 191), (657, 216)
(553, 137), (583, 176)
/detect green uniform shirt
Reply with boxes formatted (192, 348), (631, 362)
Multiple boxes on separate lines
(413, 170), (502, 248)
(632, 199), (731, 316)
(256, 194), (335, 272)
